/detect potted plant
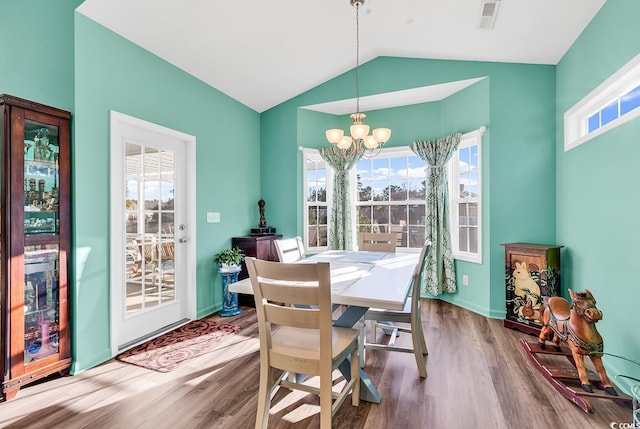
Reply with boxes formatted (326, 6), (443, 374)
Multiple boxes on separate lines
(213, 246), (245, 272)
(214, 246), (245, 317)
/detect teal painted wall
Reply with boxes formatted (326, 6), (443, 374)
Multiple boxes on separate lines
(439, 78), (492, 315)
(556, 0), (640, 389)
(261, 58), (556, 319)
(0, 0), (82, 110)
(72, 14), (261, 372)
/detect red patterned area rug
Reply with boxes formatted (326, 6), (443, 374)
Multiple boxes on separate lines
(116, 320), (241, 372)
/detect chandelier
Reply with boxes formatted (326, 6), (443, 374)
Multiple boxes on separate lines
(325, 0), (391, 157)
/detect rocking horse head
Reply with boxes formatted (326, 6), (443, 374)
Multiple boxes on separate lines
(538, 288), (617, 396)
(569, 289), (602, 324)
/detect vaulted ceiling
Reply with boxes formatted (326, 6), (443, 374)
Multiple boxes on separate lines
(77, 0), (606, 113)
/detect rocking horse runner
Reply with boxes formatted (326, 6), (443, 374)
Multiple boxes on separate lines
(537, 289), (617, 395)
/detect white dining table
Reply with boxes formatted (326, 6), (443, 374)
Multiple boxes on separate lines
(229, 250), (419, 403)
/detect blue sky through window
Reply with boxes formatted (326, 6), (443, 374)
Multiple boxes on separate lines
(621, 84), (640, 115)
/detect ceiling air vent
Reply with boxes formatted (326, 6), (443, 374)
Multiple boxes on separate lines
(478, 0), (501, 30)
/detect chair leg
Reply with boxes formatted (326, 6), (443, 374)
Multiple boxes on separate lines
(418, 323), (428, 356)
(411, 327), (428, 378)
(368, 319), (376, 343)
(414, 311), (428, 355)
(411, 312), (428, 378)
(350, 346), (360, 406)
(319, 368), (333, 429)
(358, 319), (366, 368)
(255, 365), (273, 429)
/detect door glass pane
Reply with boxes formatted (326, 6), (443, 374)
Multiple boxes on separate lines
(124, 144), (176, 315)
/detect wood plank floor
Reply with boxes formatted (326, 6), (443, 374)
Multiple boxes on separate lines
(0, 300), (633, 428)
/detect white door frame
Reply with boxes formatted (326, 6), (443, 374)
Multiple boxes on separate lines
(109, 110), (197, 356)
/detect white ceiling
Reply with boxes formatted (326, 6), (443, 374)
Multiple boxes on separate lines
(76, 0), (606, 113)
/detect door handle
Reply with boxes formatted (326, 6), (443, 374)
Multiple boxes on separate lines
(179, 237), (189, 243)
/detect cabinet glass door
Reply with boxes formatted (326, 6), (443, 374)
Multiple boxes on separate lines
(23, 120), (60, 235)
(23, 119), (60, 364)
(24, 245), (59, 363)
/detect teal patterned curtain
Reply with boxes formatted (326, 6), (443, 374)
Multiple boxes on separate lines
(410, 133), (462, 296)
(320, 147), (362, 250)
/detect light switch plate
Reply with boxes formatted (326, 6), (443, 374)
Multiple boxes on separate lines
(207, 212), (220, 223)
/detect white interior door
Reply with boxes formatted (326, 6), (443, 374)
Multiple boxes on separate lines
(110, 111), (196, 354)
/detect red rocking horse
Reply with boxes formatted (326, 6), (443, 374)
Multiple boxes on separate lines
(538, 289), (618, 396)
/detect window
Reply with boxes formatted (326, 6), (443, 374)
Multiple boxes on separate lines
(449, 128), (483, 263)
(301, 127), (483, 260)
(355, 147), (427, 249)
(565, 53), (640, 151)
(302, 149), (331, 251)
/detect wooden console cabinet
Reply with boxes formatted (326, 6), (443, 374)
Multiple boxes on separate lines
(232, 234), (282, 306)
(232, 234), (283, 280)
(1, 95), (71, 401)
(501, 243), (563, 335)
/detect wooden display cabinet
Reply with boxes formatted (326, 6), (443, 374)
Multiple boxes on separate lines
(501, 243), (563, 335)
(1, 95), (71, 401)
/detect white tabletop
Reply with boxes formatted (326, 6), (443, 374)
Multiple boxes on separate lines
(230, 250), (418, 311)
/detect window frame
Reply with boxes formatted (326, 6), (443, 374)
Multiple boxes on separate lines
(301, 148), (332, 253)
(449, 127), (484, 264)
(565, 53), (640, 151)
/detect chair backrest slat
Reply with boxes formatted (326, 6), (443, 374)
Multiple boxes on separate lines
(256, 282), (319, 306)
(358, 232), (397, 252)
(265, 304), (320, 329)
(274, 237), (306, 263)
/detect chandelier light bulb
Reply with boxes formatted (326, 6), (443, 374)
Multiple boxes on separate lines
(364, 135), (378, 149)
(350, 123), (370, 140)
(326, 129), (344, 144)
(338, 136), (353, 149)
(372, 128), (392, 144)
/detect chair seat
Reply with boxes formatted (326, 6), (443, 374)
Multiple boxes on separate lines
(272, 326), (359, 363)
(365, 298), (411, 320)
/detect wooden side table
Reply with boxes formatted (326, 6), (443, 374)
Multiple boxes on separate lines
(501, 243), (563, 335)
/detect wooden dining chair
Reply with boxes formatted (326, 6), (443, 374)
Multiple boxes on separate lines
(358, 232), (397, 252)
(274, 236), (305, 263)
(363, 240), (431, 378)
(356, 232), (397, 366)
(245, 257), (360, 429)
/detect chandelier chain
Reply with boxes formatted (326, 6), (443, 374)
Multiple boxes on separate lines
(355, 1), (360, 114)
(324, 0), (391, 157)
